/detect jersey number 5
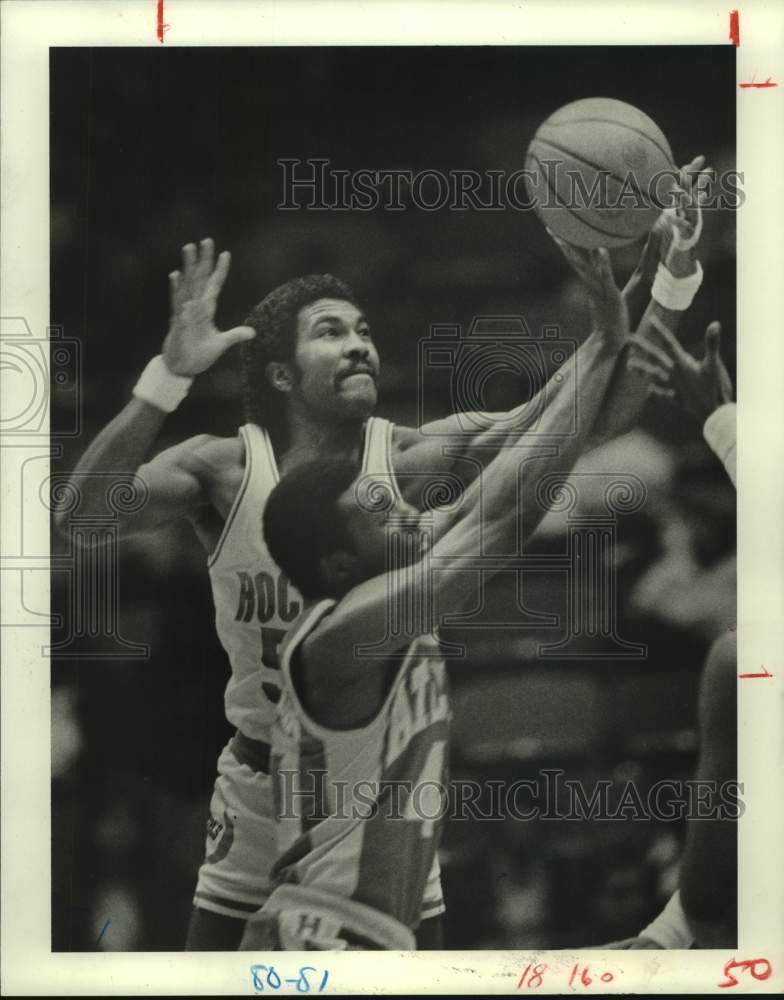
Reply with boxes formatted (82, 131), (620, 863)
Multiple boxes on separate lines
(260, 626), (286, 703)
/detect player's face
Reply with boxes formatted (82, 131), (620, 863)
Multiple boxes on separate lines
(336, 485), (423, 583)
(291, 299), (380, 420)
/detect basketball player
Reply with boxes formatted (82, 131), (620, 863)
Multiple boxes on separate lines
(58, 155), (708, 950)
(238, 246), (635, 950)
(607, 319), (737, 949)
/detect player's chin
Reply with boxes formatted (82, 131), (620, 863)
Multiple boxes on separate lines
(335, 377), (378, 415)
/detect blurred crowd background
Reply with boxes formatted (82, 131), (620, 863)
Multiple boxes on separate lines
(50, 46), (736, 950)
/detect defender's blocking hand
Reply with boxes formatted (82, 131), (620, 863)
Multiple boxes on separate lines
(629, 318), (733, 420)
(163, 237), (255, 377)
(550, 233), (630, 348)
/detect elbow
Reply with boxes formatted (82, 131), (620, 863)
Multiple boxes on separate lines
(52, 470), (150, 545)
(51, 482), (100, 547)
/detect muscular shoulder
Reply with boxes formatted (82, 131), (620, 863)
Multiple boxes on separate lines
(390, 423), (455, 477)
(155, 433), (247, 530)
(391, 423), (422, 452)
(168, 433), (242, 481)
(147, 433), (245, 509)
(390, 423), (485, 507)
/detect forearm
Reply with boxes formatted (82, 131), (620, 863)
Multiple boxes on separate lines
(459, 249), (686, 458)
(56, 397), (168, 527)
(454, 327), (591, 457)
(320, 333), (623, 660)
(429, 331), (618, 616)
(622, 267), (652, 331)
(462, 328), (624, 532)
(588, 244), (699, 447)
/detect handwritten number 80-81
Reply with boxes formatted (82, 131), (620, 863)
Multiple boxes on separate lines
(250, 965), (329, 993)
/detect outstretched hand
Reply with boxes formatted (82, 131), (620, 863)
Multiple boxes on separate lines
(162, 238), (255, 376)
(667, 153), (712, 244)
(628, 318), (733, 422)
(549, 234), (630, 348)
(622, 153), (712, 297)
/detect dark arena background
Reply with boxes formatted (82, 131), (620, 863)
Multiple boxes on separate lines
(50, 46), (736, 950)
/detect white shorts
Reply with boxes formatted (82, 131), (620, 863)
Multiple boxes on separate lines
(241, 884), (417, 951)
(193, 737), (277, 920)
(193, 734), (446, 924)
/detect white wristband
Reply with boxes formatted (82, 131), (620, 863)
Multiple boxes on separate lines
(704, 402), (737, 488)
(651, 261), (704, 311)
(639, 890), (695, 949)
(133, 355), (193, 413)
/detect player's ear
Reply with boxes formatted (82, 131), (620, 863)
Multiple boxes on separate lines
(266, 361), (294, 393)
(319, 550), (355, 593)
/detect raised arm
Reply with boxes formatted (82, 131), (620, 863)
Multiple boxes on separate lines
(401, 155), (710, 472)
(585, 155), (710, 447)
(310, 249), (630, 663)
(54, 239), (254, 542)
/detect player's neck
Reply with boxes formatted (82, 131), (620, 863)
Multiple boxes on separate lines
(279, 409), (365, 472)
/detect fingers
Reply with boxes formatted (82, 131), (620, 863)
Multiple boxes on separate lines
(678, 154), (706, 190)
(194, 237), (215, 292)
(548, 233), (623, 322)
(627, 355), (670, 384)
(627, 348), (676, 396)
(670, 156), (713, 218)
(169, 270), (185, 316)
(181, 242), (198, 300)
(591, 246), (616, 288)
(219, 325), (257, 350)
(704, 320), (722, 360)
(646, 214), (674, 266)
(629, 332), (675, 376)
(552, 236), (589, 270)
(645, 313), (690, 365)
(647, 383), (676, 399)
(556, 241), (611, 296)
(205, 250), (232, 300)
(179, 238), (231, 302)
(693, 166), (714, 207)
(548, 229), (594, 273)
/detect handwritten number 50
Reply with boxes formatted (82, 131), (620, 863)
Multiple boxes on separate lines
(718, 957), (772, 988)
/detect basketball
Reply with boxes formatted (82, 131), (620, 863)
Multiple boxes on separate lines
(525, 97), (676, 248)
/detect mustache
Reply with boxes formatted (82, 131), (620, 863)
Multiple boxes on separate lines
(336, 362), (378, 382)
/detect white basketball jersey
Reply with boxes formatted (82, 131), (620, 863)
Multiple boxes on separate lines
(270, 600), (451, 935)
(207, 417), (402, 742)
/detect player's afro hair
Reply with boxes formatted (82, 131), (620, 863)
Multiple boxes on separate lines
(240, 274), (359, 442)
(263, 457), (359, 600)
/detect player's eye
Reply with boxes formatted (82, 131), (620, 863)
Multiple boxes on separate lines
(358, 326), (371, 339)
